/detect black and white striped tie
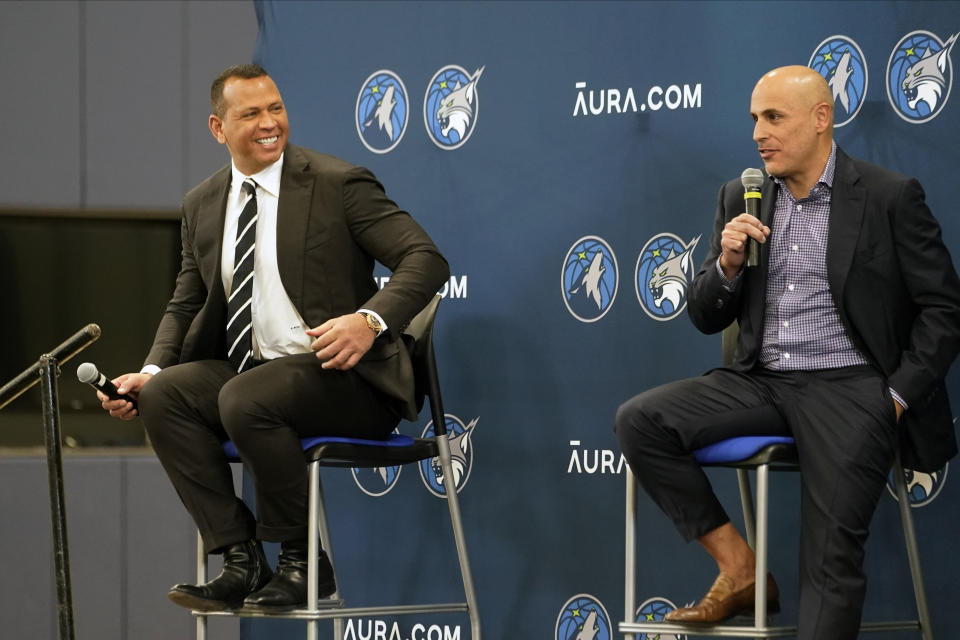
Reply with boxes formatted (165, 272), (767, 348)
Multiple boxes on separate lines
(226, 180), (258, 372)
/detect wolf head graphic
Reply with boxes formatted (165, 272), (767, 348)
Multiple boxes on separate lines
(902, 33), (957, 112)
(829, 51), (854, 114)
(567, 250), (607, 311)
(372, 84), (397, 141)
(436, 67), (484, 140)
(573, 610), (599, 640)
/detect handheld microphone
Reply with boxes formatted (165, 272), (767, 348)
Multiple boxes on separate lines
(741, 168), (764, 267)
(77, 362), (138, 410)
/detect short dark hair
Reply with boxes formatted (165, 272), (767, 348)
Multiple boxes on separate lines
(210, 64), (269, 117)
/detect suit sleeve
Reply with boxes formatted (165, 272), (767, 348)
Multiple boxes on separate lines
(687, 180), (743, 334)
(144, 207), (207, 368)
(341, 166), (450, 337)
(885, 178), (960, 407)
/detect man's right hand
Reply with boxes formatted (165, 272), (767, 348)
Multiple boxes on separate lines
(719, 212), (771, 279)
(98, 372), (152, 421)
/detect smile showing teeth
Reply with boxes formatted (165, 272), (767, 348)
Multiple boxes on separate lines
(256, 136), (278, 145)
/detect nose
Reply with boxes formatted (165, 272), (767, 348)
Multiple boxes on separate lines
(753, 120), (765, 144)
(258, 111), (277, 130)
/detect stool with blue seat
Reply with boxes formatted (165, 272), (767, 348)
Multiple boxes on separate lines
(619, 327), (934, 638)
(191, 294), (481, 640)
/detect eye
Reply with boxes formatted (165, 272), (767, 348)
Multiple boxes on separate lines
(660, 269), (667, 276)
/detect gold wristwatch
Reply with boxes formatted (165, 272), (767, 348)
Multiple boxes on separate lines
(358, 311), (382, 336)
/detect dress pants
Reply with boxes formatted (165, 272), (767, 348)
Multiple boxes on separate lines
(139, 353), (399, 554)
(614, 365), (898, 640)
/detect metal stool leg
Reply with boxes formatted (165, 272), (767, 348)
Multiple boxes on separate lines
(307, 461), (321, 640)
(892, 454), (933, 640)
(753, 463), (770, 634)
(437, 434), (482, 639)
(310, 463), (342, 640)
(195, 530), (207, 640)
(737, 468), (756, 549)
(624, 468), (637, 640)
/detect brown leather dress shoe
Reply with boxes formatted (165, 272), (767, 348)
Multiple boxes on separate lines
(664, 572), (780, 623)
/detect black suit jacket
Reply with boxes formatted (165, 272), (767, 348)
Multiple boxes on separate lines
(688, 147), (960, 471)
(145, 144), (450, 420)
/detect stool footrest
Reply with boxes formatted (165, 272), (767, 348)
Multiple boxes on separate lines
(619, 619), (921, 638)
(619, 621), (797, 637)
(194, 601), (470, 620)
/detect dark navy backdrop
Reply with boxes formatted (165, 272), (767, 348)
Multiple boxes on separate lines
(242, 2), (960, 638)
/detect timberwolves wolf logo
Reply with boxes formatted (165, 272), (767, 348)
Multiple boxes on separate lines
(887, 30), (959, 123)
(809, 36), (868, 127)
(555, 594), (612, 640)
(636, 597), (688, 640)
(563, 236), (619, 323)
(886, 463), (949, 508)
(355, 70), (408, 154)
(424, 65), (484, 149)
(636, 234), (700, 321)
(419, 414), (478, 497)
(351, 429), (403, 497)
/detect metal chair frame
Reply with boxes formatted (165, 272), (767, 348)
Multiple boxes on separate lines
(191, 295), (481, 639)
(620, 439), (933, 639)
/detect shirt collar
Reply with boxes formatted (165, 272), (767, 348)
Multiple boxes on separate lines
(771, 140), (837, 195)
(230, 153), (284, 199)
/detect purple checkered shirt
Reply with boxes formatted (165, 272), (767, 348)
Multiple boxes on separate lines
(717, 143), (908, 408)
(759, 142), (869, 371)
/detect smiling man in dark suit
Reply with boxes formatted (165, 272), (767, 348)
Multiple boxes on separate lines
(97, 64), (449, 612)
(615, 65), (960, 639)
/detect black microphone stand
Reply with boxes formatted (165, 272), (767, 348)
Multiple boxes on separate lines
(0, 323), (102, 640)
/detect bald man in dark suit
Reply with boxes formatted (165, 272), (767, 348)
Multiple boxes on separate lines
(616, 66), (960, 639)
(99, 64), (448, 612)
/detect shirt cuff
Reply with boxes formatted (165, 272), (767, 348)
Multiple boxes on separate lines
(889, 387), (908, 411)
(141, 364), (161, 376)
(357, 308), (387, 337)
(715, 256), (743, 292)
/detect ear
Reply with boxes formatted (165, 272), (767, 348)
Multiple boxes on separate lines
(209, 114), (226, 144)
(813, 101), (832, 133)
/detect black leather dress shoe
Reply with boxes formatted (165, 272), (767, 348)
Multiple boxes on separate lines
(243, 540), (337, 611)
(168, 540), (273, 612)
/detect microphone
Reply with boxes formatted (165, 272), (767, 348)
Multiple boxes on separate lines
(76, 362), (138, 410)
(741, 168), (764, 267)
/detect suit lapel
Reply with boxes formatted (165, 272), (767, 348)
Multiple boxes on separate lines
(275, 146), (315, 314)
(194, 166), (231, 295)
(826, 149), (866, 310)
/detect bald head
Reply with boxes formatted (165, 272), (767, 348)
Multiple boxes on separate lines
(750, 66), (835, 198)
(754, 66), (834, 128)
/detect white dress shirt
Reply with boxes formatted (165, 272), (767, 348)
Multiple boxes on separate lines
(221, 155), (314, 360)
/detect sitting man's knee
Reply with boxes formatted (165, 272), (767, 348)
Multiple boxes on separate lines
(137, 368), (177, 420)
(615, 395), (647, 434)
(217, 378), (266, 436)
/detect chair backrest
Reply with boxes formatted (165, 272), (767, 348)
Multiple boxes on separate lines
(401, 294), (448, 436)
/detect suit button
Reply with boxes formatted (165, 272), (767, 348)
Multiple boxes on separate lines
(715, 298), (724, 309)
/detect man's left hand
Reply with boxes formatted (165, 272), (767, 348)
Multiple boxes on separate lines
(307, 313), (376, 370)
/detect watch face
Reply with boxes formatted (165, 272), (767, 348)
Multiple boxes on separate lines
(363, 313), (381, 332)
